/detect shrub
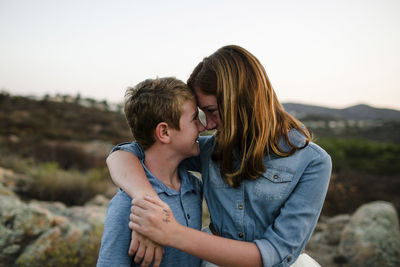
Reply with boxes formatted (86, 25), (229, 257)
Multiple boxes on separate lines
(316, 138), (400, 175)
(23, 162), (111, 206)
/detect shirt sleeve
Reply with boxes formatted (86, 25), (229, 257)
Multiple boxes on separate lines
(254, 149), (332, 267)
(110, 142), (145, 160)
(97, 190), (133, 267)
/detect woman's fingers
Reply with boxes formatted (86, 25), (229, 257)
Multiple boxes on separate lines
(143, 195), (168, 208)
(131, 204), (147, 216)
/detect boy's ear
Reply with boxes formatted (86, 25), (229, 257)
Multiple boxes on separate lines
(154, 122), (171, 144)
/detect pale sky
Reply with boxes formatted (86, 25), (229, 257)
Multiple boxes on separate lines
(1, 0), (399, 110)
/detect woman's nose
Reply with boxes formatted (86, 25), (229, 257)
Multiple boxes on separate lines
(205, 118), (216, 130)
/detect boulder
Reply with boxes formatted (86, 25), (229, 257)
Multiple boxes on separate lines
(338, 201), (400, 266)
(306, 214), (350, 266)
(0, 188), (107, 266)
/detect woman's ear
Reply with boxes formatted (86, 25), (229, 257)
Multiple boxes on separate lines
(154, 122), (170, 144)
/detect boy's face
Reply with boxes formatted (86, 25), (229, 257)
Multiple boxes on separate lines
(169, 100), (205, 159)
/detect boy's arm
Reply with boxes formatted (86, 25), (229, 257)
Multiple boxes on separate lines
(97, 191), (135, 266)
(107, 150), (162, 266)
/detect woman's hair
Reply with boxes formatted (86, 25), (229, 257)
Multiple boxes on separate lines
(188, 45), (311, 187)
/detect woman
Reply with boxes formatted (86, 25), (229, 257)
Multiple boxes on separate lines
(107, 45), (332, 267)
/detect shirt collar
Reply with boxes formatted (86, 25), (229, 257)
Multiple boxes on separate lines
(141, 160), (196, 196)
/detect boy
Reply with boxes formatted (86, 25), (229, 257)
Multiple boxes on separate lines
(97, 77), (205, 266)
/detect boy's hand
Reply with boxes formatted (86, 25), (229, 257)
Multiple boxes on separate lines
(129, 230), (164, 267)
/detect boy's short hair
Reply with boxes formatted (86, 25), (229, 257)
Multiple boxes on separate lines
(124, 77), (195, 150)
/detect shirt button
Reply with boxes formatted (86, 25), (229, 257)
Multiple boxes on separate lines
(238, 232), (243, 238)
(187, 214), (190, 220)
(273, 174), (279, 179)
(287, 256), (292, 262)
(238, 204), (243, 210)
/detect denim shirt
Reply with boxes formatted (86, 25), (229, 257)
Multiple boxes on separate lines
(113, 130), (332, 267)
(97, 149), (203, 267)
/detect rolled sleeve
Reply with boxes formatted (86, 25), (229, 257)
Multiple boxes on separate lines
(111, 142), (145, 160)
(255, 150), (332, 267)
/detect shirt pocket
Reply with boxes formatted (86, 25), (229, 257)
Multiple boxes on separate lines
(254, 167), (294, 200)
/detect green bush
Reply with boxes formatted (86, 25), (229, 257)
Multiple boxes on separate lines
(0, 146), (112, 205)
(24, 162), (111, 206)
(316, 138), (400, 175)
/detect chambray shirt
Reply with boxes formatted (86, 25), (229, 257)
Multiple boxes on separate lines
(97, 148), (203, 267)
(114, 130), (332, 267)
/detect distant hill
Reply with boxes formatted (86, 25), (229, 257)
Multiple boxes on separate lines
(0, 93), (132, 170)
(1, 93), (400, 156)
(0, 93), (131, 143)
(283, 103), (400, 121)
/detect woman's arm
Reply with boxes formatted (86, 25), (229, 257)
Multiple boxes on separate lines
(106, 150), (158, 199)
(130, 196), (263, 267)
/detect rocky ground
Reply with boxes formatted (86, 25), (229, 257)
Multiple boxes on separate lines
(0, 167), (107, 266)
(1, 166), (400, 266)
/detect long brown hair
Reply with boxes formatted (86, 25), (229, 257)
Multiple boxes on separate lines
(188, 45), (311, 187)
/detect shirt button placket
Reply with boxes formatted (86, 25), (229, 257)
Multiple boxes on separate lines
(237, 203), (244, 238)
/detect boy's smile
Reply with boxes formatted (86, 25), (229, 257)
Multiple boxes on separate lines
(169, 100), (205, 159)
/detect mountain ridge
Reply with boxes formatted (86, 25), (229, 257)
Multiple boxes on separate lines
(283, 102), (400, 121)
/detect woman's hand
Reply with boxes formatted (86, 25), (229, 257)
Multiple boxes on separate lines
(129, 196), (179, 246)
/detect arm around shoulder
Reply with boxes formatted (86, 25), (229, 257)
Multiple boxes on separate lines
(106, 149), (158, 200)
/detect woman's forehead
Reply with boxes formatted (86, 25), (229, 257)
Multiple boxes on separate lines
(195, 89), (217, 108)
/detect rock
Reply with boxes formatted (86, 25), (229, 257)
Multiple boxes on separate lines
(85, 194), (110, 206)
(0, 193), (107, 266)
(338, 201), (400, 266)
(307, 214), (351, 267)
(0, 182), (15, 197)
(0, 195), (54, 266)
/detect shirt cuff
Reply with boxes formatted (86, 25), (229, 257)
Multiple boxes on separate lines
(254, 239), (295, 267)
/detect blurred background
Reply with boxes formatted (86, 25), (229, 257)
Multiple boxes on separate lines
(1, 1), (399, 266)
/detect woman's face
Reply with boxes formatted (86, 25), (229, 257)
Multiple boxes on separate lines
(195, 89), (222, 132)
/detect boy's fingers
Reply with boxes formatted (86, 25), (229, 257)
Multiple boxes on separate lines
(134, 243), (146, 264)
(128, 240), (137, 256)
(153, 246), (164, 267)
(128, 237), (139, 256)
(141, 247), (154, 267)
